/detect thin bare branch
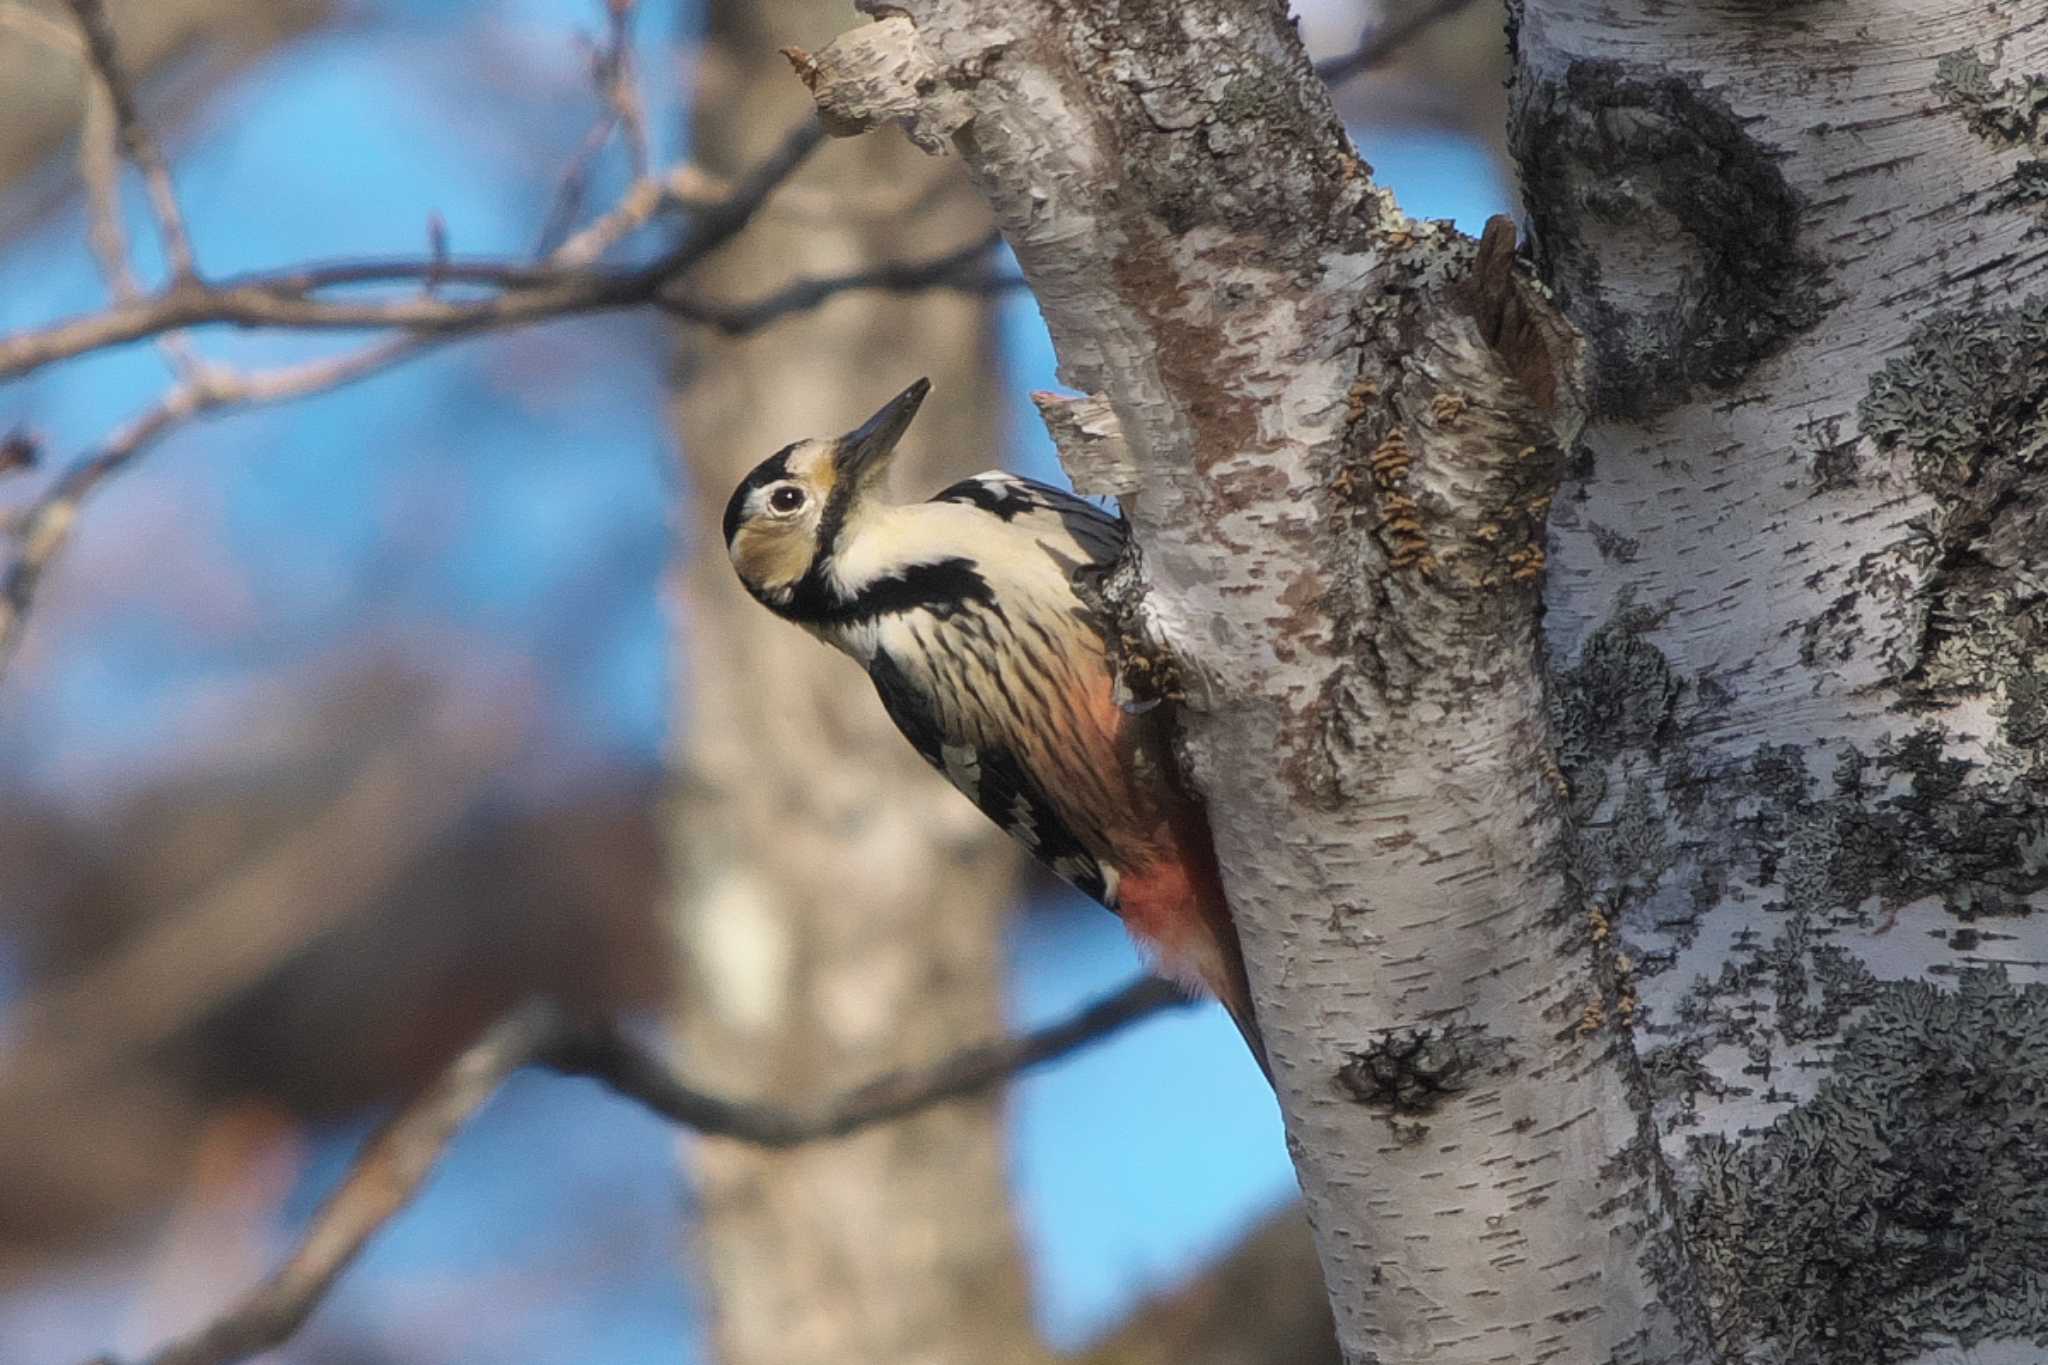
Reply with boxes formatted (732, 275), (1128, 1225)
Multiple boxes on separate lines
(604, 0), (650, 182)
(0, 120), (826, 383)
(62, 0), (196, 280)
(548, 975), (1188, 1145)
(534, 108), (623, 257)
(73, 32), (202, 377)
(128, 1003), (559, 1365)
(534, 0), (651, 258)
(1313, 0), (1483, 86)
(0, 334), (428, 676)
(548, 162), (724, 266)
(0, 117), (843, 683)
(669, 229), (1020, 335)
(0, 3), (84, 55)
(93, 977), (1185, 1365)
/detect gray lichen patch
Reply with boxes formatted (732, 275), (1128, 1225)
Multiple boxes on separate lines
(1550, 610), (1682, 818)
(1757, 730), (2044, 926)
(1509, 60), (1830, 417)
(1076, 4), (1371, 251)
(1858, 295), (2048, 771)
(1686, 969), (2048, 1364)
(1932, 50), (2048, 147)
(1661, 726), (2045, 1111)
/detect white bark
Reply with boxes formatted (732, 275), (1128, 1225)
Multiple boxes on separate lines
(801, 6), (1701, 1363)
(1514, 2), (2048, 1360)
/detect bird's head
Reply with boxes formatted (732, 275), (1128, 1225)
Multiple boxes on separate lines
(724, 378), (930, 614)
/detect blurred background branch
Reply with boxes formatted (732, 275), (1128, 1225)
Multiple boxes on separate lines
(96, 977), (1186, 1365)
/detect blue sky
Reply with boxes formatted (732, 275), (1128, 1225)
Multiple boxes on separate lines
(0, 1), (1507, 1358)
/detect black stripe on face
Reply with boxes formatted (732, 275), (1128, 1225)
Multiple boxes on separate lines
(723, 445), (796, 547)
(786, 556), (994, 627)
(810, 466), (858, 570)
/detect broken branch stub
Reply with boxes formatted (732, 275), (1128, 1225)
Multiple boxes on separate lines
(792, 14), (997, 152)
(1031, 390), (1137, 496)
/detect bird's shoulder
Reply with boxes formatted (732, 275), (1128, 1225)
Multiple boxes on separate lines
(928, 473), (1125, 568)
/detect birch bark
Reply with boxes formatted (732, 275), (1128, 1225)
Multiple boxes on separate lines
(797, 5), (1703, 1363)
(1514, 4), (2048, 1361)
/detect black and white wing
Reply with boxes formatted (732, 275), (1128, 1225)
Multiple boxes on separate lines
(930, 473), (1125, 569)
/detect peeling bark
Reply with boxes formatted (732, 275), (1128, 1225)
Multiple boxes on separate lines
(801, 5), (1701, 1363)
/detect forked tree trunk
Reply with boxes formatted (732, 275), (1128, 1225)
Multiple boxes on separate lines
(794, 4), (1702, 1363)
(791, 1), (2048, 1363)
(664, 4), (1046, 1363)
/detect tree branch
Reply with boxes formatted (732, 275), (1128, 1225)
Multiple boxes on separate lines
(62, 0), (197, 281)
(0, 116), (835, 680)
(0, 334), (429, 676)
(668, 227), (1019, 334)
(533, 0), (651, 255)
(0, 120), (826, 384)
(547, 975), (1187, 1146)
(83, 977), (1186, 1365)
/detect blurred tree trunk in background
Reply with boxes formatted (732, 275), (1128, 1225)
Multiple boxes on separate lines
(663, 3), (1049, 1363)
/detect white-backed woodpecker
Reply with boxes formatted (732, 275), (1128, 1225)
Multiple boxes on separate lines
(724, 379), (1266, 1077)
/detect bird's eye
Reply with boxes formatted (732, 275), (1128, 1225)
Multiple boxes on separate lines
(768, 485), (806, 514)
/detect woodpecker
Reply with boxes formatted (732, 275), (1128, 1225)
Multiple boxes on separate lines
(724, 379), (1267, 1078)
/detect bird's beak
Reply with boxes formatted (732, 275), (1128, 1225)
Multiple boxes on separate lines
(835, 378), (930, 485)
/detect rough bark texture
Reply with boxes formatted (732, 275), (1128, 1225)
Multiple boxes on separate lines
(1513, 3), (2048, 1362)
(799, 5), (1702, 1363)
(665, 4), (1045, 1363)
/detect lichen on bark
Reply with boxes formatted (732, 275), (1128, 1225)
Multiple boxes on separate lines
(1510, 60), (1829, 417)
(1688, 969), (2048, 1364)
(1859, 293), (2048, 776)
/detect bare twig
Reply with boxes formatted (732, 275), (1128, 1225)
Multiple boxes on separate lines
(1314, 0), (1483, 85)
(0, 334), (426, 675)
(0, 118), (829, 680)
(549, 162), (724, 266)
(99, 977), (1186, 1365)
(670, 228), (1019, 335)
(603, 0), (650, 182)
(548, 975), (1187, 1145)
(0, 3), (84, 56)
(73, 24), (201, 377)
(127, 1004), (560, 1365)
(0, 120), (827, 383)
(62, 0), (197, 280)
(533, 1), (649, 256)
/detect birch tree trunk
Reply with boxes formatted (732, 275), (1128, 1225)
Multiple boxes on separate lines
(794, 5), (1701, 1363)
(665, 4), (1046, 1362)
(791, 1), (2048, 1362)
(1512, 5), (2048, 1362)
